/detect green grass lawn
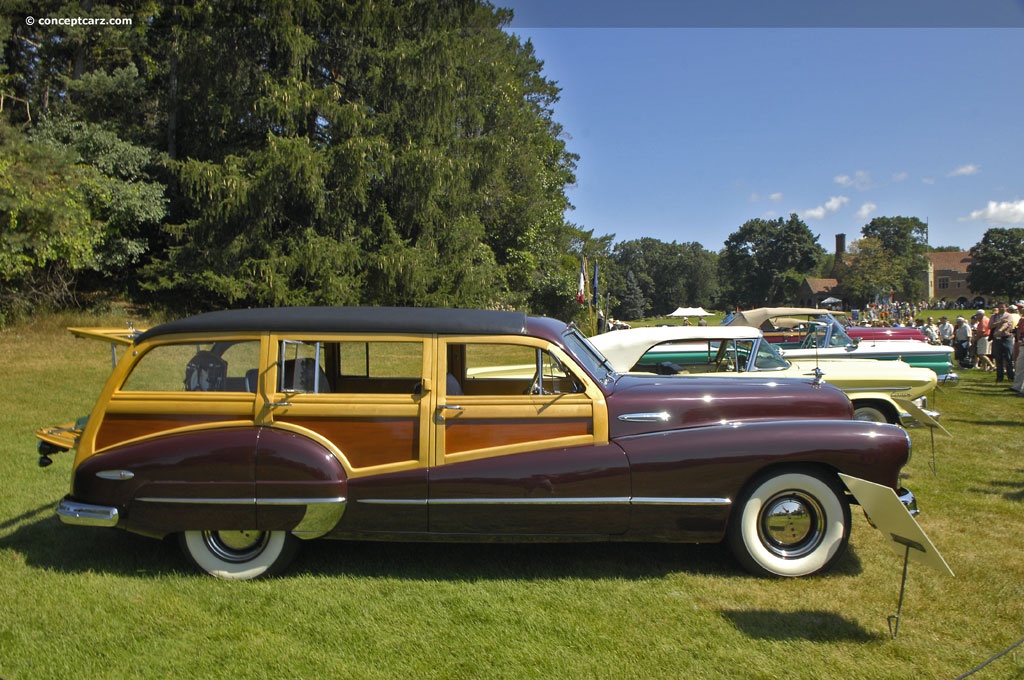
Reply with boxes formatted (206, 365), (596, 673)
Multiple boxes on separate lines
(1, 312), (1022, 679)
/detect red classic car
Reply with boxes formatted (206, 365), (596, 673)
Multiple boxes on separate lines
(40, 307), (916, 580)
(844, 325), (928, 342)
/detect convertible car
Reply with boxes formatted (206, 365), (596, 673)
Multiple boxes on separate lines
(727, 308), (957, 383)
(39, 307), (918, 580)
(589, 325), (939, 427)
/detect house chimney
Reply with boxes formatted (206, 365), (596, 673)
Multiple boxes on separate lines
(835, 233), (846, 255)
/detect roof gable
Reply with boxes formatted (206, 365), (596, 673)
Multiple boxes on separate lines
(926, 251), (972, 273)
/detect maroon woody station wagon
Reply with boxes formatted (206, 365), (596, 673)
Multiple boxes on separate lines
(38, 307), (916, 579)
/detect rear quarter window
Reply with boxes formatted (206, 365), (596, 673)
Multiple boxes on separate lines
(121, 341), (261, 392)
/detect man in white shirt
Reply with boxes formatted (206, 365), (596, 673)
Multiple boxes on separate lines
(937, 316), (954, 346)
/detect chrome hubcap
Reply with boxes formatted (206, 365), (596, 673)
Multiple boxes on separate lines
(758, 491), (826, 559)
(202, 530), (269, 563)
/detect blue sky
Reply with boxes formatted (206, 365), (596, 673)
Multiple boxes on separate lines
(499, 1), (1024, 254)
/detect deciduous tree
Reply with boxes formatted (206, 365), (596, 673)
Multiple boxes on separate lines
(718, 214), (823, 307)
(968, 228), (1024, 301)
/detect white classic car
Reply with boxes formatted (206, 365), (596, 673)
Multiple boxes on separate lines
(589, 325), (939, 427)
(726, 307), (958, 384)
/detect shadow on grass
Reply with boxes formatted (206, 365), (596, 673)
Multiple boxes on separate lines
(0, 505), (867, 582)
(722, 609), (883, 642)
(0, 509), (183, 577)
(985, 470), (1024, 502)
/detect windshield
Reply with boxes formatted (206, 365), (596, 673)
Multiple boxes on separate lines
(818, 316), (854, 347)
(800, 320), (852, 349)
(562, 327), (617, 384)
(748, 338), (790, 370)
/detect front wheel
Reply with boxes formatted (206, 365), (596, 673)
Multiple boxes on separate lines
(727, 469), (850, 577)
(179, 530), (299, 580)
(853, 403), (890, 424)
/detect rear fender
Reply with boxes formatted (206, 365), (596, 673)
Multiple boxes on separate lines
(70, 427), (347, 539)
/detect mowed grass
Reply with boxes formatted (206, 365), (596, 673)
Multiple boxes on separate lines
(1, 312), (1022, 679)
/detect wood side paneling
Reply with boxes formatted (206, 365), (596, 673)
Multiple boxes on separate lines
(275, 417), (419, 468)
(95, 415), (227, 451)
(445, 418), (591, 454)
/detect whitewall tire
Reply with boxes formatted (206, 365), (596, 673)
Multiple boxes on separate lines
(853, 404), (890, 424)
(728, 469), (850, 577)
(180, 530), (298, 580)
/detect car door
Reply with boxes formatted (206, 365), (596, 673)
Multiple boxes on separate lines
(262, 334), (432, 533)
(427, 336), (630, 536)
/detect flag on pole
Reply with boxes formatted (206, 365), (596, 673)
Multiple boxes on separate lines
(592, 260), (599, 306)
(576, 258), (587, 305)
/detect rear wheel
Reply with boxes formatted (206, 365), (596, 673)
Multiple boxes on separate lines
(179, 530), (298, 580)
(728, 469), (850, 577)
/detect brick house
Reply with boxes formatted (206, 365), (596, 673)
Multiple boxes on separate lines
(797, 277), (840, 307)
(922, 251), (985, 307)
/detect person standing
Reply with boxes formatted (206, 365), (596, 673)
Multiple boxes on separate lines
(921, 317), (939, 343)
(954, 316), (972, 368)
(937, 316), (954, 346)
(989, 302), (1016, 383)
(974, 309), (994, 371)
(1011, 313), (1024, 393)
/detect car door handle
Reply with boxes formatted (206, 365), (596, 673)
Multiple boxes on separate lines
(437, 404), (463, 421)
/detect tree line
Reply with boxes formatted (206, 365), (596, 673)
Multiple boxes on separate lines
(2, 2), (1022, 327)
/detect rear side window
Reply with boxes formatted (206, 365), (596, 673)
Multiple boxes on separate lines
(122, 341), (261, 393)
(275, 339), (424, 394)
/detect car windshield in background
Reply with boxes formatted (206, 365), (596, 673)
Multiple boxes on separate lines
(749, 339), (790, 371)
(562, 328), (617, 383)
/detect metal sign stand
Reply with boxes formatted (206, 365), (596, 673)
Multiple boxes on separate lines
(838, 474), (954, 639)
(887, 534), (926, 638)
(894, 397), (951, 476)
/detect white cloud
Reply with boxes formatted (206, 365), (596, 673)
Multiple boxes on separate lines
(961, 199), (1024, 224)
(805, 195), (849, 220)
(892, 171), (908, 182)
(834, 171), (871, 190)
(922, 177), (935, 185)
(750, 191), (784, 204)
(825, 196), (849, 211)
(948, 164), (980, 177)
(856, 203), (877, 219)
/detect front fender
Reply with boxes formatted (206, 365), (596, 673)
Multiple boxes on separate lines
(617, 419), (910, 504)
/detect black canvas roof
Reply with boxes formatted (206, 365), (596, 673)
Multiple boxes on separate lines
(136, 307), (530, 344)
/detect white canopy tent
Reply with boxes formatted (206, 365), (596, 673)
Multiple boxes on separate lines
(667, 306), (711, 317)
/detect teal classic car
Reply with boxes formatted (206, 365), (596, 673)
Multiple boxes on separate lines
(589, 325), (940, 427)
(726, 308), (958, 384)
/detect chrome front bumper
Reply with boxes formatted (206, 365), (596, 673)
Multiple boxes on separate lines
(938, 371), (960, 386)
(900, 407), (941, 428)
(57, 498), (119, 527)
(897, 487), (918, 516)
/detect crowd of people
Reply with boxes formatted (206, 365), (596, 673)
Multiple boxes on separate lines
(852, 300), (1023, 393)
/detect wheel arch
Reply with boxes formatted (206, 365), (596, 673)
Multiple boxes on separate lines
(727, 463), (852, 577)
(850, 397), (899, 425)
